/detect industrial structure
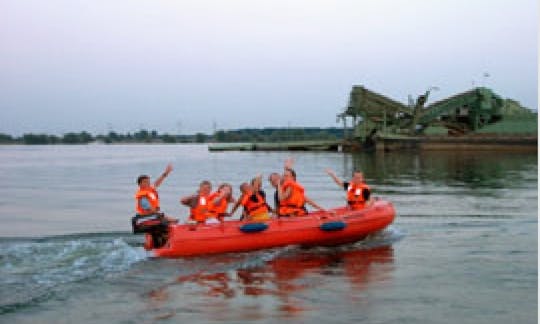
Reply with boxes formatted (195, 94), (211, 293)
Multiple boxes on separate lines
(339, 86), (537, 151)
(208, 86), (537, 152)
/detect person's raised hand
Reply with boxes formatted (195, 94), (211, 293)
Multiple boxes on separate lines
(284, 157), (295, 170)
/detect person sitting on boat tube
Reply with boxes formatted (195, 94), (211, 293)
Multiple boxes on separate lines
(231, 175), (271, 221)
(268, 172), (282, 211)
(326, 169), (371, 210)
(278, 168), (325, 216)
(268, 158), (300, 212)
(180, 180), (214, 224)
(206, 183), (236, 223)
(134, 164), (177, 225)
(250, 174), (274, 214)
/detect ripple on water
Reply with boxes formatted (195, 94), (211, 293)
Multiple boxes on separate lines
(0, 233), (147, 314)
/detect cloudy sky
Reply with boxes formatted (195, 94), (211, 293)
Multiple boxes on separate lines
(0, 0), (537, 135)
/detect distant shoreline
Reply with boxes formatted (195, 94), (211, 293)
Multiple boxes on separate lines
(0, 127), (350, 145)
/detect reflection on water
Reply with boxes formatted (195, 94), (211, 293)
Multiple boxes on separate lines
(142, 245), (395, 321)
(347, 151), (536, 188)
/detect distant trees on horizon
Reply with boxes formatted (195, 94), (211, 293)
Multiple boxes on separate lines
(0, 127), (349, 145)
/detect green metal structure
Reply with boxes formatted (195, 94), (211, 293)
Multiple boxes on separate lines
(341, 85), (531, 141)
(416, 87), (504, 134)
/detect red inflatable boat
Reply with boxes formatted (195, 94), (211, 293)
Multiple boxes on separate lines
(144, 199), (396, 258)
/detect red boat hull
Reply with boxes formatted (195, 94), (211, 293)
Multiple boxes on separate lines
(148, 199), (396, 258)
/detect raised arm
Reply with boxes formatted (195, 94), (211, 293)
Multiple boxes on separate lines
(251, 174), (263, 191)
(180, 193), (198, 207)
(284, 157), (295, 171)
(325, 168), (344, 188)
(229, 196), (244, 216)
(154, 163), (173, 188)
(305, 196), (325, 211)
(212, 186), (227, 205)
(277, 183), (292, 202)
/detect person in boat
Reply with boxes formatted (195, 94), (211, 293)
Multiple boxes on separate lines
(267, 157), (297, 212)
(268, 172), (282, 212)
(134, 164), (177, 221)
(180, 180), (213, 224)
(231, 175), (271, 221)
(250, 174), (274, 214)
(326, 169), (371, 210)
(206, 183), (235, 223)
(133, 164), (177, 247)
(278, 167), (325, 216)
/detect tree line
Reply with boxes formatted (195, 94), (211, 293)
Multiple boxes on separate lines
(0, 127), (349, 145)
(213, 127), (347, 142)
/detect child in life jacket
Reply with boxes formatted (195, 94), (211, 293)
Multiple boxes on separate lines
(326, 169), (371, 210)
(231, 174), (271, 221)
(278, 168), (325, 216)
(133, 163), (177, 248)
(180, 180), (213, 224)
(206, 183), (235, 223)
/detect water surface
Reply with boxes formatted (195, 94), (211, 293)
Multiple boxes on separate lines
(0, 145), (536, 323)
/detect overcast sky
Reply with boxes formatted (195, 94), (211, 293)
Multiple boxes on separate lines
(0, 0), (537, 136)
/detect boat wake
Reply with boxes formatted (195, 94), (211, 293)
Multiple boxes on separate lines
(0, 232), (147, 314)
(0, 227), (404, 315)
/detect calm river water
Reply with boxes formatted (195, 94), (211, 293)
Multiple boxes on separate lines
(0, 144), (537, 323)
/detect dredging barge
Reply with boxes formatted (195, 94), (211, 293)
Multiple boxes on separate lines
(209, 86), (537, 152)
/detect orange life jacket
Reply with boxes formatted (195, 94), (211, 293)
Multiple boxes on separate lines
(135, 187), (160, 215)
(347, 183), (370, 210)
(190, 193), (211, 223)
(207, 191), (228, 219)
(241, 191), (269, 217)
(278, 180), (306, 216)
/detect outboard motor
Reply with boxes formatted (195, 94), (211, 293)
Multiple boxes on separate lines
(131, 213), (169, 249)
